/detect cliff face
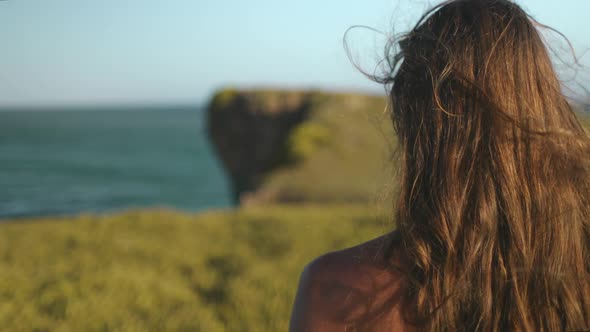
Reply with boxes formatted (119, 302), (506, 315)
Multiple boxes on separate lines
(207, 89), (313, 203)
(207, 88), (394, 205)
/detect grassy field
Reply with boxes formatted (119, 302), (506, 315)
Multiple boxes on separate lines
(0, 204), (394, 331)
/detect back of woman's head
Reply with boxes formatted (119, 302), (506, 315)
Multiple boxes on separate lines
(385, 0), (590, 330)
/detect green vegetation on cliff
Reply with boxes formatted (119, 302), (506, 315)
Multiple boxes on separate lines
(0, 204), (391, 331)
(286, 121), (332, 162)
(207, 88), (397, 205)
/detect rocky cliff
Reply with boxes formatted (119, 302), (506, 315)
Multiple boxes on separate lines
(207, 88), (394, 205)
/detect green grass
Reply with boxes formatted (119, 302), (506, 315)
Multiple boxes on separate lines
(0, 204), (394, 331)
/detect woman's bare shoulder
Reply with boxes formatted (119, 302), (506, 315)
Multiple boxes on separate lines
(289, 232), (411, 332)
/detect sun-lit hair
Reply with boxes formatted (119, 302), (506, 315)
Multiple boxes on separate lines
(381, 0), (590, 330)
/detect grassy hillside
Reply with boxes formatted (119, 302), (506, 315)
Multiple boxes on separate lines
(263, 92), (397, 203)
(0, 204), (393, 331)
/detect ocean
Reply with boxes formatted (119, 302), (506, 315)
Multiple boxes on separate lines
(0, 106), (232, 220)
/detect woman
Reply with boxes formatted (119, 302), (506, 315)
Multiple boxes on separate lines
(290, 0), (590, 331)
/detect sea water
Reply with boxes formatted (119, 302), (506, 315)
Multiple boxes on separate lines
(0, 106), (232, 219)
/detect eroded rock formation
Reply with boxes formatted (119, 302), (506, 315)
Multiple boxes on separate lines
(207, 89), (313, 203)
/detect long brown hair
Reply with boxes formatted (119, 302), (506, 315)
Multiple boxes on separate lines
(383, 0), (590, 330)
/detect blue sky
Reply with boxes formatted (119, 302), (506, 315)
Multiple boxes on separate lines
(1, 0), (589, 107)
